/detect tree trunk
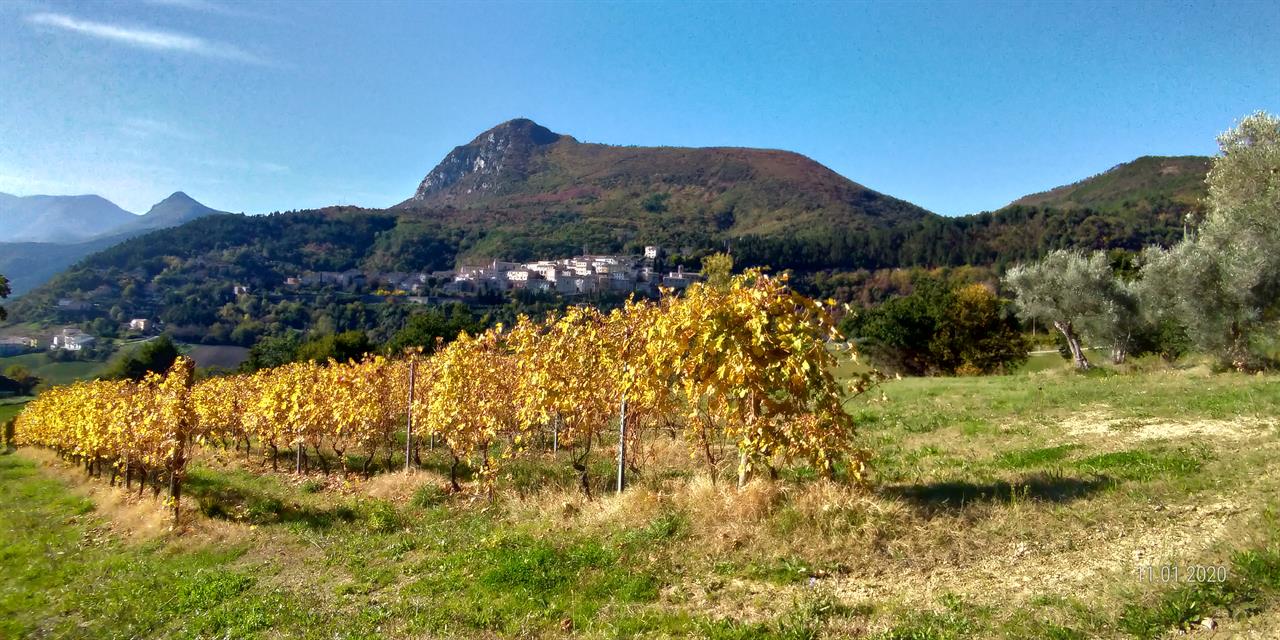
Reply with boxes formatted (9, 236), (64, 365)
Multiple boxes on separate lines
(448, 453), (461, 493)
(1227, 321), (1254, 371)
(169, 464), (182, 522)
(1054, 320), (1090, 370)
(573, 439), (594, 499)
(333, 446), (347, 476)
(1111, 344), (1127, 365)
(313, 444), (329, 474)
(699, 418), (718, 485)
(1110, 331), (1131, 365)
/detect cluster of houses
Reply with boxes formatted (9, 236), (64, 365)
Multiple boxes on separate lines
(0, 319), (156, 356)
(0, 329), (96, 354)
(283, 246), (703, 299)
(446, 247), (701, 296)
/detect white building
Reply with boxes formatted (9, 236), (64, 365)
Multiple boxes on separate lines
(129, 318), (152, 332)
(50, 328), (95, 351)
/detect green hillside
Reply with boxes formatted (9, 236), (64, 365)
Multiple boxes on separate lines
(2, 122), (1212, 343)
(1012, 155), (1210, 212)
(396, 119), (936, 263)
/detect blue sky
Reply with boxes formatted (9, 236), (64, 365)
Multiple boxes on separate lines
(1, 1), (1276, 216)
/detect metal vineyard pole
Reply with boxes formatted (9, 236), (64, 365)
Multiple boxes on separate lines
(616, 396), (627, 492)
(405, 359), (416, 472)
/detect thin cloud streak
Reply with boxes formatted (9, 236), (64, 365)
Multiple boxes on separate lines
(119, 117), (201, 142)
(200, 158), (291, 174)
(139, 0), (276, 22)
(26, 12), (271, 65)
(140, 0), (226, 11)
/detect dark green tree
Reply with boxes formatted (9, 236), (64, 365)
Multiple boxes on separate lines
(385, 304), (479, 355)
(296, 330), (374, 364)
(3, 365), (39, 395)
(0, 273), (9, 321)
(242, 333), (302, 371)
(107, 335), (180, 381)
(842, 277), (1028, 376)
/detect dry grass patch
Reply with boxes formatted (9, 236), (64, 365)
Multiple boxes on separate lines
(361, 467), (450, 503)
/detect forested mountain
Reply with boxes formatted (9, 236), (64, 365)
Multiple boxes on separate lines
(0, 235), (131, 298)
(2, 119), (1209, 345)
(394, 118), (936, 263)
(0, 191), (230, 295)
(1010, 155), (1210, 212)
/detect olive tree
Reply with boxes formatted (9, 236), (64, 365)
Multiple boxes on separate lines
(1138, 111), (1280, 369)
(1004, 250), (1127, 370)
(1080, 277), (1143, 365)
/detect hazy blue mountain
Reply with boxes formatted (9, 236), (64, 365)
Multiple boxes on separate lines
(0, 193), (136, 243)
(121, 191), (225, 233)
(0, 191), (230, 295)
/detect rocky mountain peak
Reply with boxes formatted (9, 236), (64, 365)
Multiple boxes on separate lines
(411, 118), (564, 203)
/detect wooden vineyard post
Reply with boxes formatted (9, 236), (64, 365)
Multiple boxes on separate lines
(405, 359), (416, 472)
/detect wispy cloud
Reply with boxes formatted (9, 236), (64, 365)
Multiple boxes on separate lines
(140, 0), (225, 12)
(26, 12), (270, 65)
(200, 158), (291, 175)
(118, 117), (201, 142)
(139, 0), (272, 21)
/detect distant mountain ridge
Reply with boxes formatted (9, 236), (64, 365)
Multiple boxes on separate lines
(0, 190), (228, 244)
(121, 191), (224, 233)
(5, 119), (1214, 337)
(399, 118), (935, 244)
(0, 191), (230, 295)
(0, 193), (136, 243)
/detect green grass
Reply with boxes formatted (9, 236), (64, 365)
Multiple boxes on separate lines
(0, 452), (687, 638)
(0, 401), (26, 424)
(1074, 448), (1203, 482)
(0, 351), (109, 386)
(3, 365), (1280, 638)
(1118, 545), (1280, 638)
(0, 453), (319, 640)
(994, 444), (1079, 470)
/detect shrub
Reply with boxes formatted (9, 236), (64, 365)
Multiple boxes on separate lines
(365, 500), (400, 533)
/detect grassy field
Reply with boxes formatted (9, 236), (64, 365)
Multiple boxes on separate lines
(2, 362), (1279, 639)
(0, 400), (27, 424)
(0, 352), (109, 387)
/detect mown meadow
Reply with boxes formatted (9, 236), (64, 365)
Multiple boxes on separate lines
(3, 356), (1278, 639)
